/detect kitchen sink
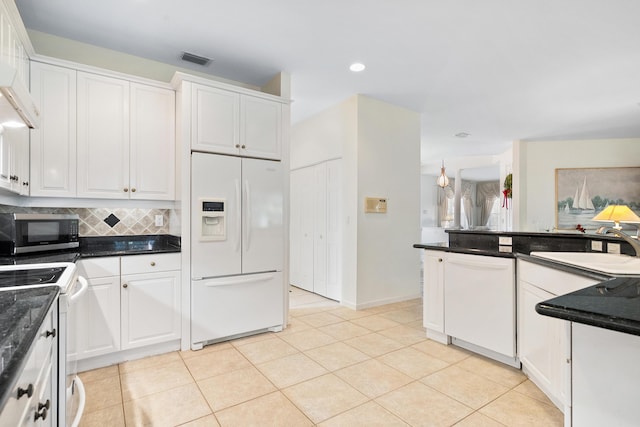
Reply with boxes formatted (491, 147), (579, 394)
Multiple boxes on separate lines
(530, 251), (640, 275)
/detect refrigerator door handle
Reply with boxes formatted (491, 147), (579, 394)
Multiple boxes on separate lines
(245, 179), (251, 251)
(202, 272), (276, 287)
(235, 179), (241, 253)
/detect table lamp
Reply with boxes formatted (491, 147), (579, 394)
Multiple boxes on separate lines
(592, 205), (640, 230)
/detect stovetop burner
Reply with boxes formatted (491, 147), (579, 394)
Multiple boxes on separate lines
(0, 267), (66, 288)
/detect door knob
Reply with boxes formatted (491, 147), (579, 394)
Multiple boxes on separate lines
(123, 188), (129, 192)
(123, 283), (128, 288)
(150, 262), (156, 266)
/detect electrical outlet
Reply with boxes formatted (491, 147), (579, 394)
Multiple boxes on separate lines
(607, 243), (621, 254)
(591, 241), (603, 252)
(155, 215), (163, 227)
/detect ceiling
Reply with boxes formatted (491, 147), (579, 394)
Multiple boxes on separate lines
(15, 0), (640, 165)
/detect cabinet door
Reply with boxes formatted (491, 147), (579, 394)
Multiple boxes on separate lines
(30, 62), (77, 197)
(0, 129), (11, 190)
(325, 159), (342, 301)
(121, 270), (181, 350)
(313, 163), (327, 296)
(77, 72), (130, 198)
(240, 95), (281, 160)
(70, 275), (121, 360)
(129, 83), (175, 200)
(11, 127), (29, 195)
(289, 167), (314, 292)
(191, 84), (239, 155)
(423, 250), (445, 333)
(519, 281), (563, 406)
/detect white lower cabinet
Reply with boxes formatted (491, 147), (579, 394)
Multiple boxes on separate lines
(72, 258), (121, 360)
(74, 253), (181, 362)
(422, 250), (445, 339)
(572, 323), (640, 427)
(121, 270), (181, 350)
(517, 259), (599, 416)
(1, 302), (57, 427)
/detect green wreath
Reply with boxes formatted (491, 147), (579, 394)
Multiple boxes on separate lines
(503, 173), (512, 198)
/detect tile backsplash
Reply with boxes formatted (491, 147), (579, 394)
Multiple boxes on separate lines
(0, 205), (171, 236)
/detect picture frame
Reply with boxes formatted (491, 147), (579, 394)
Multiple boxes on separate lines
(555, 167), (640, 232)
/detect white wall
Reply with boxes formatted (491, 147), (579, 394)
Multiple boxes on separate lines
(290, 95), (421, 308)
(28, 30), (258, 90)
(355, 96), (421, 307)
(289, 97), (355, 169)
(516, 138), (640, 230)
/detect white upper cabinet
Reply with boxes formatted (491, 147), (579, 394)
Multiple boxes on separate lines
(129, 82), (175, 200)
(74, 70), (175, 200)
(30, 62), (77, 197)
(192, 84), (239, 155)
(77, 71), (130, 199)
(0, 125), (29, 195)
(240, 95), (281, 160)
(191, 83), (281, 160)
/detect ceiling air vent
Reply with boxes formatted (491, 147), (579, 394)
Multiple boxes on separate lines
(181, 52), (211, 66)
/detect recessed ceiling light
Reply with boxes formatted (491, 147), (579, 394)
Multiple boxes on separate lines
(455, 132), (470, 138)
(349, 63), (366, 72)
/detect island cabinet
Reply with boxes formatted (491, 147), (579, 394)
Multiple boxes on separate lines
(517, 259), (599, 416)
(572, 323), (640, 427)
(422, 250), (445, 339)
(72, 253), (181, 369)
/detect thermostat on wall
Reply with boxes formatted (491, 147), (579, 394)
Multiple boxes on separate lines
(365, 197), (387, 213)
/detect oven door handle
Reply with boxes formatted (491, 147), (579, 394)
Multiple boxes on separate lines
(69, 276), (88, 304)
(69, 375), (86, 427)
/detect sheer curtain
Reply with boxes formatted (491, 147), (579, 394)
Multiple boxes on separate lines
(477, 181), (500, 227)
(437, 181), (455, 227)
(461, 183), (473, 229)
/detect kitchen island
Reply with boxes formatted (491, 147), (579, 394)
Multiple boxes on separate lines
(415, 229), (640, 427)
(536, 271), (640, 427)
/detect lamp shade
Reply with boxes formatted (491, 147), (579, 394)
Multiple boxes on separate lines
(592, 205), (640, 229)
(436, 161), (449, 188)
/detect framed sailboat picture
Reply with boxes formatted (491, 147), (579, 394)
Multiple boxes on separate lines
(555, 167), (640, 231)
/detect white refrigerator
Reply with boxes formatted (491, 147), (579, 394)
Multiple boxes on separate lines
(190, 152), (284, 348)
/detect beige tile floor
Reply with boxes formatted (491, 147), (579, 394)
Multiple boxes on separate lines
(78, 287), (563, 426)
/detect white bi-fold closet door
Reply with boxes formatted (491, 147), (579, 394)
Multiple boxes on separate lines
(290, 159), (342, 301)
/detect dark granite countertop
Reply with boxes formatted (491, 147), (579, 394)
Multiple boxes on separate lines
(412, 242), (515, 258)
(415, 233), (640, 337)
(0, 286), (59, 412)
(536, 276), (640, 336)
(0, 234), (181, 265)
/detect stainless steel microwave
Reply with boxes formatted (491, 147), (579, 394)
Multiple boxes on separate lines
(0, 213), (79, 255)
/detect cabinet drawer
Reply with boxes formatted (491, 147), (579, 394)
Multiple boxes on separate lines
(78, 257), (120, 278)
(121, 253), (180, 275)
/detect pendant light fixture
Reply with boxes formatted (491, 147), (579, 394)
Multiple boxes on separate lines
(436, 160), (449, 188)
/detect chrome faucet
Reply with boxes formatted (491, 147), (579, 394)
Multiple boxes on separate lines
(596, 227), (640, 258)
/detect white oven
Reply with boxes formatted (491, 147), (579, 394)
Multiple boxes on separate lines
(0, 262), (88, 427)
